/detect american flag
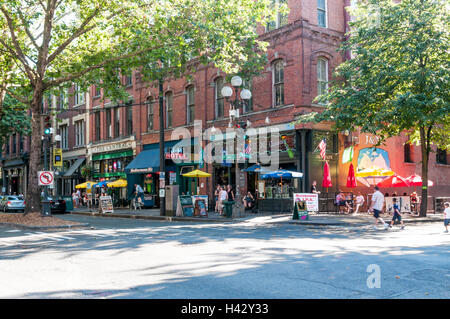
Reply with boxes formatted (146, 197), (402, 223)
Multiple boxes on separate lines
(244, 143), (251, 154)
(318, 139), (326, 160)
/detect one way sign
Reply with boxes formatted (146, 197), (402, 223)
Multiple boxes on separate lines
(38, 171), (54, 186)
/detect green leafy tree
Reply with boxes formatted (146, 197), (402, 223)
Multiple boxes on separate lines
(0, 0), (280, 214)
(298, 0), (449, 216)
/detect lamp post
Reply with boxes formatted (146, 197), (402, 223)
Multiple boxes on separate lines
(221, 75), (252, 218)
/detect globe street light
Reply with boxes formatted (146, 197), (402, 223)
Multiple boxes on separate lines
(221, 75), (252, 218)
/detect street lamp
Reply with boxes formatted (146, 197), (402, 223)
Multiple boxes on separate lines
(221, 75), (252, 217)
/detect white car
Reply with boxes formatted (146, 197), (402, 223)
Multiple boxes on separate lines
(0, 195), (25, 212)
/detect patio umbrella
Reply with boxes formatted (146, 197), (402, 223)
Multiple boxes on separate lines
(405, 174), (434, 187)
(243, 164), (261, 172)
(93, 180), (109, 188)
(107, 179), (128, 188)
(260, 169), (303, 179)
(322, 162), (332, 188)
(346, 163), (357, 188)
(376, 174), (410, 188)
(75, 181), (95, 189)
(182, 169), (211, 195)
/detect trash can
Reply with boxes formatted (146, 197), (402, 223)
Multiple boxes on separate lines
(223, 200), (235, 218)
(64, 196), (73, 211)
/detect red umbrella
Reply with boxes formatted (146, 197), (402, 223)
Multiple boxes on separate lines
(405, 174), (434, 187)
(322, 161), (332, 188)
(346, 163), (357, 188)
(377, 174), (410, 188)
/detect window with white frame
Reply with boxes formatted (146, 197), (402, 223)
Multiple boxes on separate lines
(273, 60), (285, 107)
(106, 109), (112, 139)
(266, 0), (288, 31)
(186, 86), (195, 124)
(317, 58), (328, 102)
(318, 0), (327, 28)
(60, 125), (68, 149)
(114, 107), (120, 137)
(215, 77), (224, 119)
(74, 120), (85, 146)
(147, 97), (154, 131)
(74, 83), (85, 106)
(166, 92), (173, 128)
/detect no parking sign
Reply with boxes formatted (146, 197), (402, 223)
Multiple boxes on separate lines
(38, 171), (54, 186)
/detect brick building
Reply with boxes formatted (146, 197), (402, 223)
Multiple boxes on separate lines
(2, 0), (448, 211)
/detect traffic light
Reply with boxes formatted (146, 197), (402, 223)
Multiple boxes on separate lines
(43, 115), (52, 135)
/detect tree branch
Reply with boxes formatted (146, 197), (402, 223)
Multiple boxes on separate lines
(0, 7), (37, 81)
(46, 7), (100, 65)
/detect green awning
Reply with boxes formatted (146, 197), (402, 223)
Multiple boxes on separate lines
(92, 150), (133, 161)
(93, 172), (127, 178)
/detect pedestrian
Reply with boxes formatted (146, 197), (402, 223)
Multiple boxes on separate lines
(227, 184), (235, 202)
(389, 197), (405, 229)
(214, 185), (221, 213)
(310, 180), (320, 194)
(370, 185), (389, 230)
(354, 192), (365, 215)
(72, 190), (79, 208)
(218, 186), (228, 216)
(76, 189), (81, 207)
(443, 202), (450, 233)
(134, 183), (144, 205)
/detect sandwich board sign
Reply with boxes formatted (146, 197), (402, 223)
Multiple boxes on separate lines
(38, 171), (54, 186)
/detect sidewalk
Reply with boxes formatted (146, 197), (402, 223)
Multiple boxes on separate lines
(69, 207), (445, 226)
(70, 207), (236, 223)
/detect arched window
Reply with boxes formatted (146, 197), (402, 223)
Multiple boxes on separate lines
(166, 92), (173, 128)
(215, 77), (224, 119)
(186, 86), (195, 124)
(273, 60), (284, 107)
(317, 58), (328, 103)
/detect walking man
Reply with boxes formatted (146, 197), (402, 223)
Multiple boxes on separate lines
(370, 185), (389, 230)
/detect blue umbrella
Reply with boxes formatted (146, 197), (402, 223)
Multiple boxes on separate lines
(260, 169), (303, 179)
(93, 180), (109, 188)
(243, 164), (261, 172)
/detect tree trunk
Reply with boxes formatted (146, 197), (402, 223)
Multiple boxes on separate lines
(25, 89), (43, 214)
(419, 126), (430, 217)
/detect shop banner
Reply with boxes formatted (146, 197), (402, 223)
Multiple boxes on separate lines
(293, 193), (319, 212)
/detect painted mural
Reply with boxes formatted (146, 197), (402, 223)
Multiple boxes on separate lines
(356, 148), (391, 187)
(357, 148), (391, 171)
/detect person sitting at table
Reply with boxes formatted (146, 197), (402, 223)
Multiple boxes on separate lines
(243, 191), (255, 209)
(336, 191), (350, 214)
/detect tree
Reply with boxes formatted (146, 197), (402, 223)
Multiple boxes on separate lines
(0, 0), (279, 214)
(298, 0), (449, 216)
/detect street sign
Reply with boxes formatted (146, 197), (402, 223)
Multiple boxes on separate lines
(53, 148), (63, 167)
(38, 171), (54, 186)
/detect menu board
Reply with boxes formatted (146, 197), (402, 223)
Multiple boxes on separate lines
(99, 195), (114, 214)
(293, 193), (319, 212)
(178, 195), (194, 217)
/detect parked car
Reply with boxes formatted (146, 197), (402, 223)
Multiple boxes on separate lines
(0, 195), (25, 212)
(46, 196), (67, 214)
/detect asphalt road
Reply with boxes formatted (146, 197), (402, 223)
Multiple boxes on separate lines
(0, 214), (448, 299)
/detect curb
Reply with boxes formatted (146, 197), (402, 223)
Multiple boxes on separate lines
(70, 211), (235, 223)
(0, 222), (90, 230)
